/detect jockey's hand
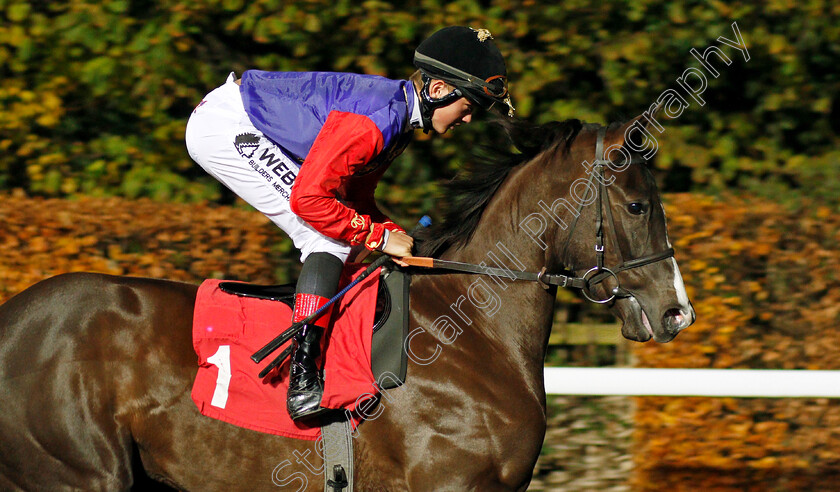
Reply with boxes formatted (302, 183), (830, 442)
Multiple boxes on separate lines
(381, 230), (414, 267)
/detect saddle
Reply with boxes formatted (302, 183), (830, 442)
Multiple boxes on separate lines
(218, 266), (410, 389)
(190, 264), (410, 441)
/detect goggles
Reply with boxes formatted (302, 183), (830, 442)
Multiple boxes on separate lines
(414, 51), (509, 100)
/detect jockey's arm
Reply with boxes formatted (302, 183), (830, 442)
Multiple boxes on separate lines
(344, 170), (406, 236)
(290, 110), (412, 258)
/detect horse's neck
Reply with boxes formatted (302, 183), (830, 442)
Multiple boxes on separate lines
(435, 162), (563, 374)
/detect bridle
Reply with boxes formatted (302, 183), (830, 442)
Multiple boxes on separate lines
(557, 126), (674, 303)
(409, 126), (674, 304)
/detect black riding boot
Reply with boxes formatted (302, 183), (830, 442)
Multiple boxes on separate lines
(287, 324), (327, 420)
(286, 252), (343, 421)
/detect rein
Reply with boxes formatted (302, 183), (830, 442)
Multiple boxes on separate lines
(401, 256), (588, 289)
(407, 127), (674, 304)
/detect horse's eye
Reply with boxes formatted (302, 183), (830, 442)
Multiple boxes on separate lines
(627, 202), (648, 215)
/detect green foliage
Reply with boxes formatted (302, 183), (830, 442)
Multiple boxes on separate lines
(0, 0), (837, 210)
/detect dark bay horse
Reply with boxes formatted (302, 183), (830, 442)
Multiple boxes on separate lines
(0, 114), (694, 491)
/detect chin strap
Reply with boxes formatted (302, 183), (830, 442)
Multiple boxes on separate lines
(419, 74), (463, 133)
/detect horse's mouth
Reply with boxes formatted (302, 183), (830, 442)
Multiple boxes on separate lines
(615, 296), (682, 343)
(617, 297), (652, 342)
(640, 309), (655, 338)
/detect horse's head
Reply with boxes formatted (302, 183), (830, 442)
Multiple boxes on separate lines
(417, 112), (694, 343)
(542, 114), (695, 342)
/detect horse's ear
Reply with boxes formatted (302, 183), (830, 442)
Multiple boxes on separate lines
(607, 101), (665, 161)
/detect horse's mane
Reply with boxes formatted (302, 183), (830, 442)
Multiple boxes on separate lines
(416, 118), (586, 258)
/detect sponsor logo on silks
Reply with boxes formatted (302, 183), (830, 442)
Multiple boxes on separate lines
(234, 133), (260, 159)
(257, 148), (297, 186)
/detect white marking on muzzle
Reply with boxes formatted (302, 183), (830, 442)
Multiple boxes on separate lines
(671, 257), (690, 308)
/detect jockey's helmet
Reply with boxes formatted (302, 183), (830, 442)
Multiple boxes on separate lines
(414, 26), (514, 128)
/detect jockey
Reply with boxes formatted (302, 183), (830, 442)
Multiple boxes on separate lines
(185, 26), (514, 421)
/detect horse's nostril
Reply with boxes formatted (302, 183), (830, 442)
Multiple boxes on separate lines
(663, 308), (689, 331)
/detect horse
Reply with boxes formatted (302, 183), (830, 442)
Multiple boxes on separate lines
(0, 113), (694, 491)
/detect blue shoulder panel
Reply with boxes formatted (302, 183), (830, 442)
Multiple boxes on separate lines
(240, 71), (410, 160)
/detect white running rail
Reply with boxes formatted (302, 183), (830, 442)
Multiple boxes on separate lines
(544, 368), (840, 398)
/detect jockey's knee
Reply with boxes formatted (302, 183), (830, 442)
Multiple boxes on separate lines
(297, 252), (344, 297)
(298, 238), (350, 264)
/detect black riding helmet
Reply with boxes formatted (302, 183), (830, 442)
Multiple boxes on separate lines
(414, 26), (514, 130)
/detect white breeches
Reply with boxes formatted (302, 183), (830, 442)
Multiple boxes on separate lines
(185, 73), (352, 263)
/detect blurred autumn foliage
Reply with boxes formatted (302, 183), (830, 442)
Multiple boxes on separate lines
(0, 1), (838, 206)
(0, 191), (298, 304)
(633, 193), (840, 490)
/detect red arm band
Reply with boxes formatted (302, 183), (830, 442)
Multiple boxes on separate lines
(290, 111), (389, 250)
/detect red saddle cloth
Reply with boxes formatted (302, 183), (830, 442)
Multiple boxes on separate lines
(191, 265), (380, 440)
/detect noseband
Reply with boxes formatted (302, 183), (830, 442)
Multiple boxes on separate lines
(558, 127), (674, 303)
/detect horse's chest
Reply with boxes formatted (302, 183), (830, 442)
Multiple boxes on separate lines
(354, 379), (546, 490)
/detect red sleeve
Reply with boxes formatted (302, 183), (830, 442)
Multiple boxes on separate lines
(344, 170), (406, 235)
(290, 111), (389, 250)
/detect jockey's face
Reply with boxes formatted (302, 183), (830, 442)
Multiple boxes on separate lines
(428, 80), (474, 134)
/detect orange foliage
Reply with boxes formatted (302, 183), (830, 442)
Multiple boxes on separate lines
(0, 193), (297, 303)
(633, 193), (840, 489)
